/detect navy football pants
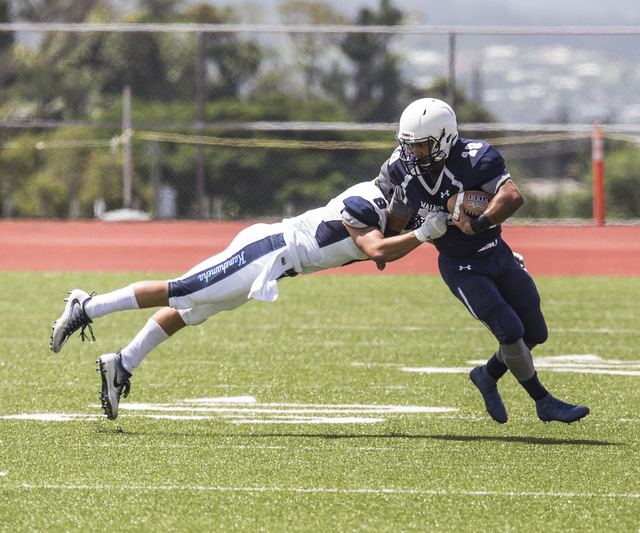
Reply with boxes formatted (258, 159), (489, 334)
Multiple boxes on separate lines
(438, 239), (548, 346)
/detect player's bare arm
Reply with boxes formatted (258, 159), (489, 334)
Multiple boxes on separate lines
(386, 212), (412, 235)
(344, 210), (448, 270)
(343, 224), (422, 270)
(453, 181), (524, 235)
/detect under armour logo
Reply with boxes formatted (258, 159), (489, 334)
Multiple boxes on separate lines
(459, 265), (471, 271)
(281, 257), (287, 266)
(441, 190), (450, 199)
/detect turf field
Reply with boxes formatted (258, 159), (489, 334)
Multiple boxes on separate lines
(1, 271), (639, 532)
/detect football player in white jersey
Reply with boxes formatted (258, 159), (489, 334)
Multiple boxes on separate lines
(50, 178), (448, 420)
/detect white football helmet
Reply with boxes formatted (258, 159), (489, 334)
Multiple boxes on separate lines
(395, 98), (458, 177)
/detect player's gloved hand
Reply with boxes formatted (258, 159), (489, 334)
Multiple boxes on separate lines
(414, 211), (448, 243)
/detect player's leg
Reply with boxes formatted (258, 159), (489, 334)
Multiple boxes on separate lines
(457, 277), (517, 424)
(497, 250), (589, 423)
(496, 250), (548, 347)
(95, 285), (272, 421)
(96, 306), (185, 420)
(460, 277), (587, 423)
(50, 280), (170, 353)
(95, 224), (292, 420)
(439, 255), (513, 423)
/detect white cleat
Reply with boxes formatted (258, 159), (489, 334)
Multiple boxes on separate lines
(96, 351), (132, 420)
(50, 289), (94, 353)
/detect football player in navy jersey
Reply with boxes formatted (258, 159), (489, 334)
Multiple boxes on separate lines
(50, 178), (448, 420)
(382, 98), (589, 425)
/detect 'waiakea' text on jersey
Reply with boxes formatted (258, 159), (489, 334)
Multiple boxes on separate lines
(383, 138), (512, 258)
(283, 180), (389, 274)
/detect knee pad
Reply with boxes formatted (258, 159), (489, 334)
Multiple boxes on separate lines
(500, 339), (535, 382)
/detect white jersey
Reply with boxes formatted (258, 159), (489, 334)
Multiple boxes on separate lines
(168, 180), (389, 326)
(283, 180), (389, 274)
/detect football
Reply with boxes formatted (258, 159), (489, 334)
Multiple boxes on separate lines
(447, 190), (492, 220)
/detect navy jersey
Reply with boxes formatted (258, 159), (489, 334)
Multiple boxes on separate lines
(383, 138), (513, 258)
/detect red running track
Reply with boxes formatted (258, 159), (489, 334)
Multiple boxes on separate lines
(1, 220), (638, 277)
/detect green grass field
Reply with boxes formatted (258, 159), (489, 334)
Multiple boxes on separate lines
(1, 271), (639, 532)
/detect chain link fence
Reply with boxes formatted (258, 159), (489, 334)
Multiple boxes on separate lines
(1, 23), (640, 221)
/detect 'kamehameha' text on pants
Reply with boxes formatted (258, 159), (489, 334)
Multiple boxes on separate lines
(167, 223), (297, 326)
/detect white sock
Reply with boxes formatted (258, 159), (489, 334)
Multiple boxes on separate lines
(120, 318), (170, 373)
(85, 284), (139, 320)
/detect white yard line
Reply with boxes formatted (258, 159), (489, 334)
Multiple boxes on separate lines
(402, 355), (640, 376)
(0, 398), (458, 424)
(4, 483), (639, 499)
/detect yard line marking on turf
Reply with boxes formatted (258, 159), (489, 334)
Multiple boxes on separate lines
(0, 414), (100, 421)
(5, 483), (640, 499)
(550, 327), (640, 335)
(117, 403), (456, 414)
(0, 397), (458, 425)
(402, 367), (471, 374)
(400, 355), (640, 376)
(116, 400), (457, 424)
(180, 396), (257, 404)
(4, 413), (640, 424)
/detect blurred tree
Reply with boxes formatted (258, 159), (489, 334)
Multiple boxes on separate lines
(136, 0), (179, 20)
(422, 77), (496, 123)
(0, 0), (14, 90)
(279, 1), (348, 98)
(339, 0), (404, 122)
(179, 4), (262, 100)
(99, 10), (175, 102)
(1, 6), (119, 120)
(602, 143), (640, 219)
(14, 0), (107, 22)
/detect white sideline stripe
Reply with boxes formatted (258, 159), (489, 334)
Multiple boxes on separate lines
(119, 403), (457, 414)
(180, 396), (256, 404)
(4, 413), (640, 423)
(402, 367), (640, 376)
(402, 367), (470, 374)
(0, 398), (458, 423)
(185, 400), (445, 410)
(0, 414), (100, 421)
(143, 415), (385, 424)
(401, 355), (640, 376)
(235, 417), (386, 424)
(6, 484), (640, 499)
(550, 327), (640, 335)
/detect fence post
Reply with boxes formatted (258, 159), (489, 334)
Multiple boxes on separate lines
(448, 32), (456, 107)
(592, 120), (605, 226)
(150, 140), (161, 218)
(196, 30), (207, 219)
(122, 85), (132, 209)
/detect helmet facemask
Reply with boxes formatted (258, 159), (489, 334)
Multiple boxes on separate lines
(395, 129), (449, 179)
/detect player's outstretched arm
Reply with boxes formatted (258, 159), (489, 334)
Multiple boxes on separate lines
(344, 225), (422, 270)
(346, 210), (448, 269)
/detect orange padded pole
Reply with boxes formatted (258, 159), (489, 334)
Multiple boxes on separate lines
(592, 121), (606, 226)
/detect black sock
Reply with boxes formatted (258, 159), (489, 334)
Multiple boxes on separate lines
(486, 353), (508, 381)
(518, 372), (549, 401)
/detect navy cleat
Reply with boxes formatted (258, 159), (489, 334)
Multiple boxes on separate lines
(50, 289), (94, 353)
(536, 394), (590, 424)
(469, 366), (508, 424)
(96, 351), (132, 420)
